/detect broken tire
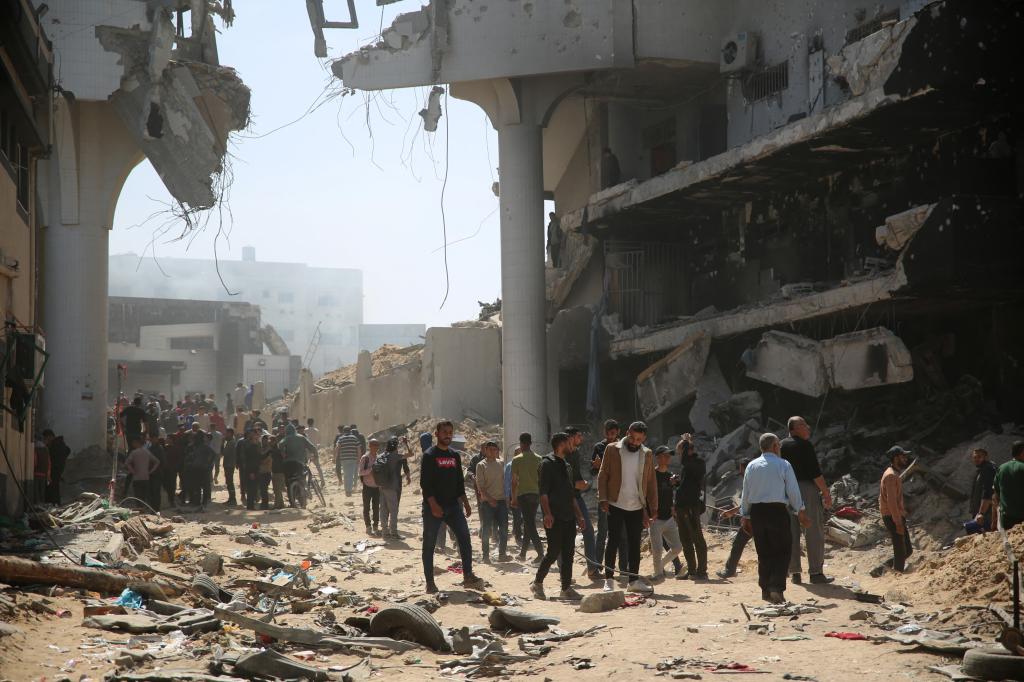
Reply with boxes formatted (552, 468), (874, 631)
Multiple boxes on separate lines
(369, 603), (448, 651)
(962, 645), (1024, 680)
(190, 573), (234, 604)
(487, 607), (559, 633)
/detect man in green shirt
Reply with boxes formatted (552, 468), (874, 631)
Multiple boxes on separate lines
(510, 432), (544, 562)
(993, 441), (1024, 531)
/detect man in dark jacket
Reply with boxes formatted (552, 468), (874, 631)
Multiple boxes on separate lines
(675, 433), (708, 579)
(964, 447), (997, 534)
(42, 430), (70, 505)
(420, 420), (486, 593)
(240, 430), (264, 511)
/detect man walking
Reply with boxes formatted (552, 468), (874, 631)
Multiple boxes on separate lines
(741, 433), (809, 604)
(475, 441), (509, 562)
(359, 438), (381, 536)
(306, 418), (325, 487)
(651, 446), (684, 579)
(675, 433), (708, 580)
(879, 446), (913, 572)
(221, 428), (238, 506)
(531, 433), (586, 601)
(376, 437), (410, 539)
(564, 426), (598, 579)
(240, 429), (264, 511)
(964, 448), (998, 534)
(42, 429), (70, 505)
(511, 433), (545, 563)
(593, 419), (627, 574)
(597, 421), (658, 593)
(335, 426), (362, 496)
(993, 441), (1024, 531)
(781, 416), (834, 584)
(717, 458), (753, 579)
(420, 420), (486, 593)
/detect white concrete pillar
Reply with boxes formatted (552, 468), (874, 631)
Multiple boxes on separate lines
(497, 122), (548, 450)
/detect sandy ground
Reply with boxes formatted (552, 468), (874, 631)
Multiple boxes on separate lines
(0, 473), (1012, 682)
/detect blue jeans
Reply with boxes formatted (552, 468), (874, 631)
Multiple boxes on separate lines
(479, 500), (508, 557)
(422, 501), (474, 584)
(596, 506), (628, 572)
(575, 492), (597, 572)
(339, 459), (357, 496)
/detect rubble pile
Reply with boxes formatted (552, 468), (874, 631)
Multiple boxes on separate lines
(314, 345), (424, 393)
(369, 416), (502, 458)
(905, 524), (1024, 603)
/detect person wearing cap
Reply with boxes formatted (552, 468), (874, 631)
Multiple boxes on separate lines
(358, 438), (381, 536)
(379, 437), (411, 539)
(993, 441), (1024, 532)
(740, 433), (809, 604)
(511, 432), (545, 563)
(597, 420), (658, 593)
(780, 416), (834, 585)
(475, 440), (509, 562)
(651, 446), (684, 579)
(531, 432), (586, 601)
(564, 426), (598, 580)
(879, 445), (913, 572)
(717, 458), (753, 579)
(592, 419), (627, 575)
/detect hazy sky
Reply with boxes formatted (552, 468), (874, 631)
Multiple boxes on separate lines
(110, 2), (503, 327)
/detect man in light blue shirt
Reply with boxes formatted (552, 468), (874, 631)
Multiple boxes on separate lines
(740, 433), (809, 604)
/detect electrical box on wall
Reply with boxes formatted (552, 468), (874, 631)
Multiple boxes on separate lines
(720, 32), (758, 73)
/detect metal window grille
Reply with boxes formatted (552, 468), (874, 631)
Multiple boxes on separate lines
(742, 61), (789, 103)
(845, 9), (900, 45)
(604, 241), (686, 329)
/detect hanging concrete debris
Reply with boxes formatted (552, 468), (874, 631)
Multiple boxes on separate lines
(96, 2), (251, 210)
(746, 327), (913, 398)
(636, 332), (709, 420)
(419, 86), (445, 132)
(875, 204), (936, 251)
(261, 325), (292, 357)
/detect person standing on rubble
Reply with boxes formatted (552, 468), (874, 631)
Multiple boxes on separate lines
(125, 436), (160, 507)
(42, 429), (70, 506)
(359, 438), (381, 536)
(511, 432), (546, 563)
(964, 447), (997, 534)
(564, 426), (598, 580)
(335, 426), (362, 496)
(221, 428), (238, 506)
(879, 446), (913, 572)
(376, 437), (411, 540)
(650, 446), (684, 579)
(992, 441), (1024, 531)
(240, 429), (264, 511)
(531, 432), (586, 601)
(741, 433), (809, 604)
(675, 433), (708, 580)
(475, 440), (509, 562)
(598, 420), (658, 593)
(717, 458), (753, 579)
(420, 420), (486, 593)
(547, 212), (562, 268)
(781, 416), (834, 585)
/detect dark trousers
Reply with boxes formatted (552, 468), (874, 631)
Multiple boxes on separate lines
(479, 500), (509, 557)
(45, 471), (63, 505)
(132, 480), (150, 506)
(575, 492), (596, 571)
(604, 505), (643, 579)
(750, 503), (792, 594)
(258, 472), (272, 508)
(422, 501), (474, 584)
(883, 515), (913, 571)
(677, 505), (708, 574)
(511, 506), (523, 545)
(517, 493), (544, 559)
(244, 473), (260, 510)
(596, 507), (628, 572)
(363, 486), (380, 529)
(189, 468), (212, 507)
(536, 519), (577, 590)
(724, 528), (752, 574)
(162, 468), (178, 506)
(223, 464), (237, 504)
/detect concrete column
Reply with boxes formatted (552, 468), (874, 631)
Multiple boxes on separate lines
(497, 122), (548, 450)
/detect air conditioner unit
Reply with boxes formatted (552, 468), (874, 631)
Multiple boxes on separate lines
(720, 31), (758, 73)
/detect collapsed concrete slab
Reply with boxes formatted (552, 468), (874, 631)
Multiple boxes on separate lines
(875, 204), (935, 251)
(688, 354), (731, 436)
(96, 4), (250, 210)
(636, 331), (709, 420)
(746, 327), (913, 398)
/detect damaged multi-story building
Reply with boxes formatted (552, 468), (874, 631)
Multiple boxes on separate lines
(324, 0), (1023, 457)
(1, 0), (250, 515)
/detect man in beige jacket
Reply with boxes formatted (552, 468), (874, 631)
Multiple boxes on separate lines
(597, 420), (658, 592)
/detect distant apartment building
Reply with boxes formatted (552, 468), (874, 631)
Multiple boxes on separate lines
(109, 247), (363, 377)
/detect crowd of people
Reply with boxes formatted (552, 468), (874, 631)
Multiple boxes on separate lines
(65, 390), (1024, 605)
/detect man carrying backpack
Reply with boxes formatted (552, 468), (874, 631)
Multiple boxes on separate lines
(375, 437), (411, 539)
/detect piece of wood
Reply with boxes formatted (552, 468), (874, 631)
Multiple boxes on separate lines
(0, 555), (183, 596)
(213, 607), (418, 652)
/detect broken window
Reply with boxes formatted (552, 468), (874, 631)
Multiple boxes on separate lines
(845, 9), (901, 46)
(742, 61), (789, 103)
(604, 241), (687, 329)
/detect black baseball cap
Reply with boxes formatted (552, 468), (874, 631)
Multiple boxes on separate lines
(886, 445), (912, 460)
(655, 445), (672, 456)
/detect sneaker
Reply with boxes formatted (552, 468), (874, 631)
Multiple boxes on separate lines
(768, 591), (785, 604)
(791, 573), (802, 584)
(627, 580), (653, 594)
(716, 569), (736, 579)
(462, 574), (486, 590)
(391, 531), (403, 540)
(559, 587), (583, 601)
(691, 572), (709, 581)
(602, 579), (615, 592)
(425, 582), (439, 594)
(530, 582), (546, 600)
(809, 574), (835, 584)
(365, 526), (374, 536)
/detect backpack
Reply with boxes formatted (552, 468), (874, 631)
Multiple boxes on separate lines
(372, 453), (395, 487)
